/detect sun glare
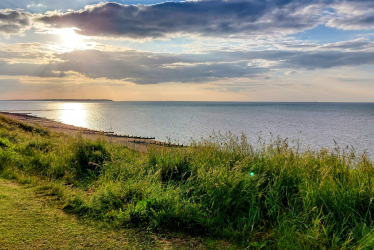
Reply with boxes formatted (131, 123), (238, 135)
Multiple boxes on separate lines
(53, 28), (87, 47)
(59, 103), (87, 128)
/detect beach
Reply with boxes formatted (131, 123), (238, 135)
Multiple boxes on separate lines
(0, 112), (184, 153)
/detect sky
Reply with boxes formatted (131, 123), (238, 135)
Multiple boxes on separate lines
(0, 0), (374, 101)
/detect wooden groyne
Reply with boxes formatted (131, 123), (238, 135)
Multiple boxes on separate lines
(0, 111), (185, 150)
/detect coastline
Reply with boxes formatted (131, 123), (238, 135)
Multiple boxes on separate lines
(0, 99), (113, 102)
(0, 112), (184, 153)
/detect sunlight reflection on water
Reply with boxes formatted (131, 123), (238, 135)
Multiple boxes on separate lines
(0, 101), (373, 158)
(58, 103), (87, 128)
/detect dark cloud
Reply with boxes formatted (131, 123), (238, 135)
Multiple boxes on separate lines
(0, 48), (270, 83)
(1, 0), (374, 39)
(2, 0), (373, 39)
(2, 47), (374, 84)
(38, 0), (328, 39)
(0, 9), (33, 36)
(50, 50), (268, 84)
(279, 51), (374, 69)
(47, 49), (374, 81)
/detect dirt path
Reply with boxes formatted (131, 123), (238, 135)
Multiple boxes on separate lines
(0, 179), (203, 250)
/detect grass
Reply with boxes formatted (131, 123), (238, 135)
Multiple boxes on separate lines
(0, 178), (147, 249)
(0, 177), (209, 249)
(1, 113), (374, 249)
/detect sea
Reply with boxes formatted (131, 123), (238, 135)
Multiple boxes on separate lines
(0, 101), (373, 158)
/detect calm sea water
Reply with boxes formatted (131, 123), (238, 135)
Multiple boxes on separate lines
(0, 101), (373, 157)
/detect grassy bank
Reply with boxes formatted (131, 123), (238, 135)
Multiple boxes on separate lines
(1, 114), (374, 249)
(0, 177), (189, 249)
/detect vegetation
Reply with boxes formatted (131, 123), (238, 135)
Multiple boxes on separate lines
(1, 114), (374, 249)
(0, 177), (199, 249)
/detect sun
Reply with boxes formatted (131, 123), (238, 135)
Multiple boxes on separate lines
(54, 28), (86, 47)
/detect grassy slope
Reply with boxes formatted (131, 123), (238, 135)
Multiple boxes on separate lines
(0, 116), (229, 250)
(0, 178), (160, 249)
(1, 114), (374, 249)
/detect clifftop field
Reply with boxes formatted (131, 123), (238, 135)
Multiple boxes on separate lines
(1, 114), (374, 249)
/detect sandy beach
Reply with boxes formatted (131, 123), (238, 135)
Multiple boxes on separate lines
(0, 112), (183, 153)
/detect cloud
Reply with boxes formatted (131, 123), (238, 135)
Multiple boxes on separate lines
(0, 9), (33, 37)
(2, 0), (374, 40)
(2, 44), (374, 84)
(318, 38), (374, 51)
(2, 37), (374, 85)
(267, 38), (374, 52)
(327, 13), (374, 30)
(37, 1), (327, 39)
(1, 46), (270, 83)
(0, 42), (62, 63)
(0, 0), (96, 13)
(326, 1), (374, 30)
(281, 51), (374, 70)
(3, 0), (374, 40)
(27, 2), (46, 8)
(285, 70), (297, 75)
(52, 49), (271, 84)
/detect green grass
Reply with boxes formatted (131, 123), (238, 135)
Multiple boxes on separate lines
(0, 177), (210, 249)
(0, 178), (144, 249)
(1, 114), (374, 249)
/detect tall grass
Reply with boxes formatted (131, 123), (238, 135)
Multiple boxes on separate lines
(1, 114), (374, 249)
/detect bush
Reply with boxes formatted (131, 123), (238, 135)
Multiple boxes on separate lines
(69, 137), (111, 177)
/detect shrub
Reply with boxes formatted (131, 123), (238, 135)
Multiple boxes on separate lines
(69, 137), (111, 177)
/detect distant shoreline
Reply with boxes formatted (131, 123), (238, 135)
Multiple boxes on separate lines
(1, 100), (374, 103)
(1, 99), (113, 102)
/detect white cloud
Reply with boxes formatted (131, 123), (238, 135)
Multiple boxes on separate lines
(27, 2), (46, 8)
(326, 1), (374, 30)
(285, 70), (297, 75)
